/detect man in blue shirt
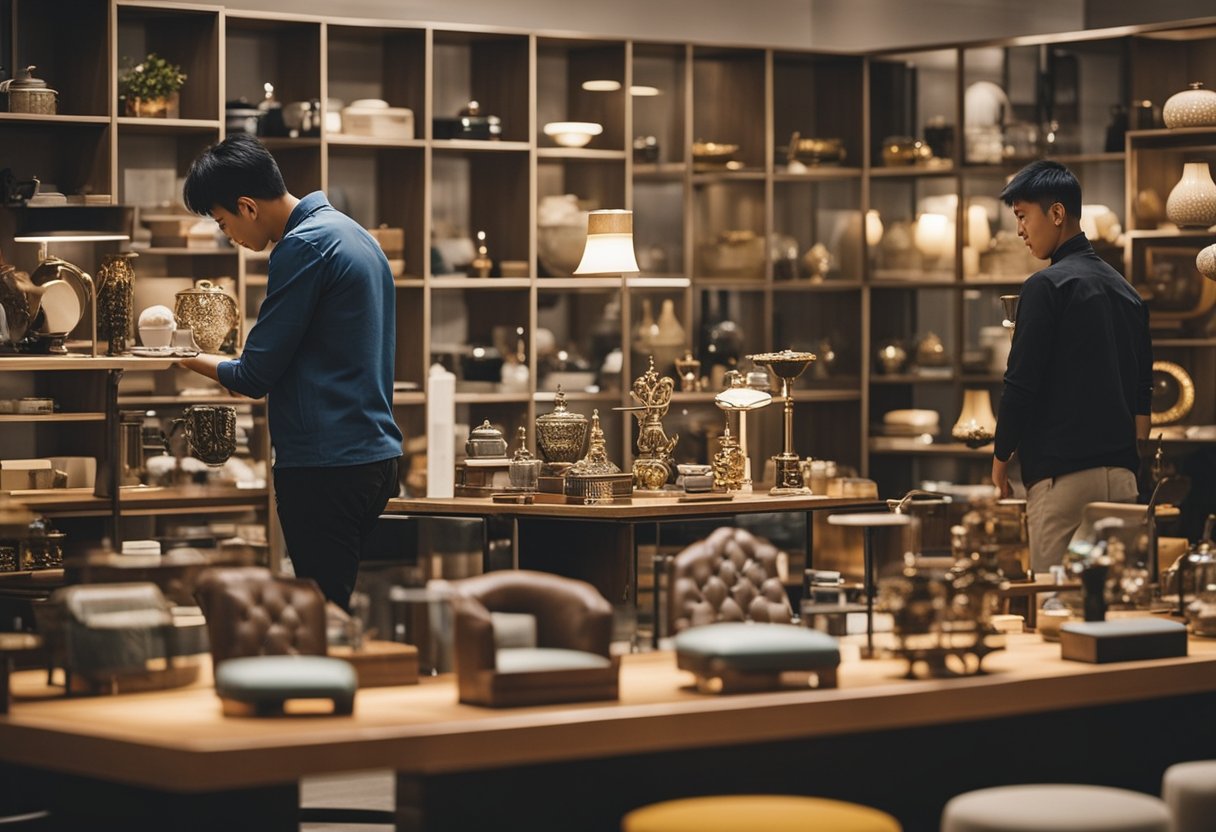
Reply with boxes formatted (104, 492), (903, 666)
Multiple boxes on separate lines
(992, 161), (1152, 572)
(180, 134), (403, 610)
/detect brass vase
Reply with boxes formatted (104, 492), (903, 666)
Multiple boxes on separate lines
(97, 252), (137, 355)
(175, 280), (238, 353)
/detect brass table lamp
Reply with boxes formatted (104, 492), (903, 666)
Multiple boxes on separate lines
(746, 349), (816, 495)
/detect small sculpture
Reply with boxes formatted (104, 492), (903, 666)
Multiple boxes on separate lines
(629, 356), (678, 490)
(535, 387), (589, 468)
(508, 427), (541, 491)
(712, 423), (745, 491)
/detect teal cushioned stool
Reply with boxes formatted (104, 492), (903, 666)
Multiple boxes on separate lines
(674, 622), (840, 693)
(214, 655), (358, 716)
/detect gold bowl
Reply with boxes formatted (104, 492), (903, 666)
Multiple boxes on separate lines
(692, 141), (739, 163)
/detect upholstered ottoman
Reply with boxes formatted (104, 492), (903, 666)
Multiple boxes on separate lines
(674, 622), (840, 693)
(214, 655), (358, 717)
(1162, 760), (1216, 832)
(622, 795), (901, 832)
(941, 784), (1170, 832)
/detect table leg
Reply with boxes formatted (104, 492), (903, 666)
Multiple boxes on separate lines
(0, 655), (10, 716)
(863, 528), (875, 658)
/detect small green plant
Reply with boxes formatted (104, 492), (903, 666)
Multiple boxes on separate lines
(119, 53), (187, 100)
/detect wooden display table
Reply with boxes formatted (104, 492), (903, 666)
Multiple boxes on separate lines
(384, 494), (881, 616)
(0, 634), (1214, 830)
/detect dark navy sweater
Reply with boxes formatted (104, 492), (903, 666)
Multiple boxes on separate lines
(994, 233), (1152, 487)
(218, 192), (403, 468)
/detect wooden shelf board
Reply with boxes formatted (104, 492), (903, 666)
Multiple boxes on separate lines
(869, 277), (957, 288)
(870, 374), (955, 384)
(691, 278), (767, 290)
(431, 139), (531, 152)
(128, 246), (236, 256)
(772, 280), (863, 292)
(1125, 229), (1216, 238)
(537, 147), (627, 160)
(0, 356), (176, 371)
(627, 276), (691, 288)
(430, 277), (532, 289)
(392, 392), (427, 406)
(632, 163), (687, 180)
(533, 391), (619, 403)
(537, 277), (622, 290)
(1153, 338), (1216, 347)
(0, 113), (109, 125)
(117, 117), (221, 133)
(453, 392), (531, 404)
(867, 164), (955, 178)
(117, 396), (253, 406)
(772, 167), (863, 181)
(868, 440), (991, 457)
(0, 413), (106, 423)
(325, 135), (426, 149)
(394, 278), (426, 288)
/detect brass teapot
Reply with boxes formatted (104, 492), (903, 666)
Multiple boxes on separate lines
(175, 280), (237, 353)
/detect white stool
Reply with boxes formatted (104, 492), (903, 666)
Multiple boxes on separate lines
(941, 784), (1170, 832)
(1163, 760), (1216, 832)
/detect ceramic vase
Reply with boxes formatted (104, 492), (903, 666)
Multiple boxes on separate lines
(97, 252), (137, 355)
(1163, 82), (1216, 128)
(1165, 162), (1216, 229)
(1197, 243), (1216, 282)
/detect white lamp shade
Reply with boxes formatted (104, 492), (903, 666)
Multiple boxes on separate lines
(966, 203), (992, 250)
(715, 388), (773, 411)
(573, 210), (640, 274)
(914, 212), (954, 259)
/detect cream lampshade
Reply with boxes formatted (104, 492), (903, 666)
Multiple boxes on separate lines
(573, 210), (640, 275)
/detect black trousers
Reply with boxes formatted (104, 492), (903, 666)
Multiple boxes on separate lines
(273, 457), (399, 611)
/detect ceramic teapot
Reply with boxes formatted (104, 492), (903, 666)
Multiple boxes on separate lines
(174, 280), (237, 353)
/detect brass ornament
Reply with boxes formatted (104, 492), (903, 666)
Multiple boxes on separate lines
(712, 423), (745, 491)
(97, 252), (137, 355)
(629, 356), (678, 490)
(174, 279), (238, 353)
(1150, 361), (1195, 425)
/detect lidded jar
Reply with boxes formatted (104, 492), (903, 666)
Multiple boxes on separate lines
(174, 280), (238, 353)
(534, 386), (589, 464)
(1163, 82), (1216, 129)
(0, 66), (57, 115)
(465, 420), (508, 459)
(508, 427), (541, 491)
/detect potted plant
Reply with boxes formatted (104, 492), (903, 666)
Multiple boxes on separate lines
(119, 53), (186, 118)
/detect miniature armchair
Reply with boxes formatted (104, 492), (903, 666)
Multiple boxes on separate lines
(668, 526), (793, 634)
(445, 570), (618, 707)
(193, 567), (356, 716)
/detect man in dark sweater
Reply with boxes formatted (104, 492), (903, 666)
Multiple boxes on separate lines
(180, 134), (403, 610)
(992, 161), (1153, 572)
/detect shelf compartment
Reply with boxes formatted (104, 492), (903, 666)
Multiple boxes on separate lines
(327, 144), (425, 279)
(0, 413), (106, 423)
(15, 0), (109, 117)
(774, 177), (863, 282)
(692, 46), (766, 172)
(537, 37), (627, 152)
(327, 23), (426, 140)
(117, 4), (221, 122)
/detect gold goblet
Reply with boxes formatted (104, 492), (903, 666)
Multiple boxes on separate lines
(746, 349), (817, 495)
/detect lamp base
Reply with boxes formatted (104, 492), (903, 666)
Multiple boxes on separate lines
(769, 454), (810, 495)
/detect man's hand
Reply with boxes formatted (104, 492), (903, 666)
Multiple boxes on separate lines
(991, 455), (1011, 498)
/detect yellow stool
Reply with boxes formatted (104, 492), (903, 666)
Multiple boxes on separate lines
(622, 795), (902, 832)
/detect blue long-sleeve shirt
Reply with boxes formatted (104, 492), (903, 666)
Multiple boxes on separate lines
(994, 233), (1152, 487)
(218, 192), (403, 468)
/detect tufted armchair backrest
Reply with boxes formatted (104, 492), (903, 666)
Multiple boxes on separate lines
(669, 526), (791, 633)
(194, 567), (328, 665)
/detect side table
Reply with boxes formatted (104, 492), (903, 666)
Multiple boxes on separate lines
(826, 513), (911, 658)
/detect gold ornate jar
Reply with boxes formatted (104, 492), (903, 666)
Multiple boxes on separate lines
(712, 424), (745, 491)
(535, 387), (589, 464)
(174, 280), (238, 353)
(97, 252), (137, 355)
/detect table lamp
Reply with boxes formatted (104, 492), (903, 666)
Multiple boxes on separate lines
(573, 210), (640, 276)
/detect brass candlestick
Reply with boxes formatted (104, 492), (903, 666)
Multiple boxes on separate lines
(746, 349), (816, 495)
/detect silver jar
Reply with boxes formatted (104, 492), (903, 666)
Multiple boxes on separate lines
(1, 66), (57, 115)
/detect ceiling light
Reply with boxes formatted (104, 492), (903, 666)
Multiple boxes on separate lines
(629, 85), (660, 97)
(581, 80), (621, 92)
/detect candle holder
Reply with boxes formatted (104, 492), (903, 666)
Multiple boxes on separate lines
(746, 349), (816, 495)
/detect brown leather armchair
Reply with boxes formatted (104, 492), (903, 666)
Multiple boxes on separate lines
(193, 567), (328, 665)
(445, 570), (619, 707)
(668, 526), (792, 634)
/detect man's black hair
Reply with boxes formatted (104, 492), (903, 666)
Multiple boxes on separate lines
(182, 133), (287, 216)
(1000, 159), (1082, 218)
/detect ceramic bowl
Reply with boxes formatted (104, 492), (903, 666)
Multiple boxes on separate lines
(139, 324), (174, 348)
(542, 121), (603, 148)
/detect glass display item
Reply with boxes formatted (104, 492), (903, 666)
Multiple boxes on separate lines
(746, 349), (816, 495)
(97, 252), (137, 355)
(507, 427), (541, 492)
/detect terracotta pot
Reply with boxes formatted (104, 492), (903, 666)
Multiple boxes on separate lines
(125, 92), (179, 118)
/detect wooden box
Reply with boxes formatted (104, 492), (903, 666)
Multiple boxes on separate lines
(1060, 619), (1187, 664)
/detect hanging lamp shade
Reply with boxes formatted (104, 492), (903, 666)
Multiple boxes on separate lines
(573, 209), (640, 275)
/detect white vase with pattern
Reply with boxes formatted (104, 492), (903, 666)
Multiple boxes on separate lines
(1163, 82), (1216, 128)
(1198, 243), (1216, 282)
(1166, 162), (1216, 230)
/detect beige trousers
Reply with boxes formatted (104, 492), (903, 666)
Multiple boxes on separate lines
(1026, 466), (1138, 573)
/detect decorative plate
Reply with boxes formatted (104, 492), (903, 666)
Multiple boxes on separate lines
(1150, 360), (1195, 425)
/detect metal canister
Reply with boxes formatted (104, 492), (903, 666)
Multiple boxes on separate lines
(1, 66), (57, 115)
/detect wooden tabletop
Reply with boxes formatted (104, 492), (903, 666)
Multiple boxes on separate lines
(1, 634), (1214, 792)
(385, 493), (879, 521)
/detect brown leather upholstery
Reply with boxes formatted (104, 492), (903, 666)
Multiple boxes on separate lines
(445, 570), (618, 707)
(669, 526), (792, 634)
(194, 567), (328, 665)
